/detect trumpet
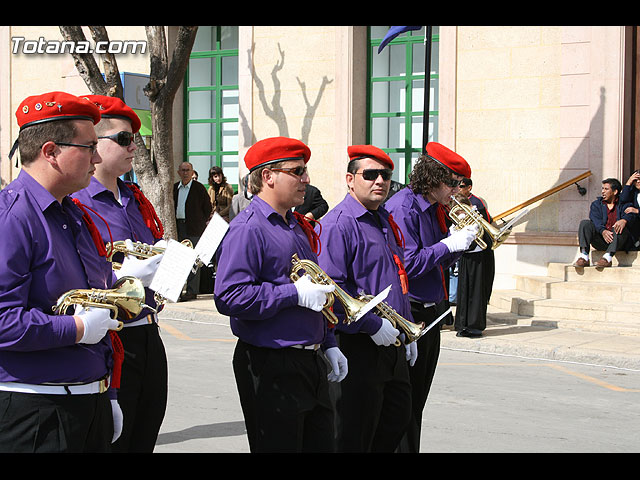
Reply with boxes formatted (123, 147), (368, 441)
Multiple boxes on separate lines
(290, 254), (376, 325)
(52, 276), (155, 331)
(289, 254), (425, 346)
(359, 294), (426, 345)
(448, 195), (512, 250)
(106, 239), (194, 270)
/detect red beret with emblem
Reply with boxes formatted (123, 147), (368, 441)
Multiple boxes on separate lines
(425, 142), (471, 178)
(245, 137), (311, 172)
(83, 95), (141, 134)
(347, 145), (394, 170)
(15, 91), (101, 129)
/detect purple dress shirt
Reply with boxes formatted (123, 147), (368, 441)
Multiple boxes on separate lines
(214, 195), (336, 349)
(317, 193), (413, 335)
(384, 186), (461, 304)
(0, 170), (115, 385)
(72, 176), (160, 321)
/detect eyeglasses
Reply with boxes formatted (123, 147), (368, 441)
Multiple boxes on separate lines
(270, 166), (308, 177)
(444, 176), (462, 188)
(356, 169), (392, 181)
(98, 131), (135, 147)
(54, 141), (98, 155)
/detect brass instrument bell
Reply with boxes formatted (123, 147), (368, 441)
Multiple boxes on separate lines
(448, 195), (511, 250)
(290, 254), (375, 325)
(51, 276), (154, 331)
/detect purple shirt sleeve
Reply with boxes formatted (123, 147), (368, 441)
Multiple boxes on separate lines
(385, 187), (460, 304)
(214, 196), (335, 349)
(317, 194), (414, 335)
(0, 170), (115, 385)
(72, 177), (161, 321)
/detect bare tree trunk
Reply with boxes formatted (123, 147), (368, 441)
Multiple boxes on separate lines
(59, 25), (198, 241)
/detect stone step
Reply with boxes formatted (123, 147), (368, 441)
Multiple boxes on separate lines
(488, 289), (640, 335)
(548, 262), (640, 284)
(515, 274), (640, 303)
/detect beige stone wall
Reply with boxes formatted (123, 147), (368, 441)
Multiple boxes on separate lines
(449, 26), (629, 288)
(238, 25), (366, 209)
(453, 26), (626, 236)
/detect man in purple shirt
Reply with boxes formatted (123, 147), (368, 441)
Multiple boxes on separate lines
(385, 141), (477, 453)
(317, 144), (414, 452)
(0, 92), (122, 452)
(72, 95), (167, 453)
(214, 136), (346, 452)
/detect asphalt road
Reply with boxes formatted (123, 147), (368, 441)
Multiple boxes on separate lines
(153, 315), (640, 453)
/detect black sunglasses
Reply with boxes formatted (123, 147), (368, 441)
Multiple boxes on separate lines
(443, 176), (462, 188)
(98, 131), (135, 147)
(270, 166), (308, 177)
(357, 169), (392, 181)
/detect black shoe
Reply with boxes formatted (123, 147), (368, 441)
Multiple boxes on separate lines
(179, 292), (198, 302)
(456, 329), (482, 338)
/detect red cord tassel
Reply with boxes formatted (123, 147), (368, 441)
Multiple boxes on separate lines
(126, 183), (164, 240)
(293, 211), (322, 255)
(108, 331), (124, 389)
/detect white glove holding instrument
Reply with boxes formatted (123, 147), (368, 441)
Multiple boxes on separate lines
(75, 305), (120, 344)
(111, 399), (123, 443)
(405, 338), (418, 367)
(324, 347), (348, 382)
(440, 225), (479, 253)
(294, 274), (335, 312)
(370, 317), (400, 346)
(115, 239), (163, 287)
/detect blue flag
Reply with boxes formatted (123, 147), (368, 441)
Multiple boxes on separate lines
(377, 26), (423, 53)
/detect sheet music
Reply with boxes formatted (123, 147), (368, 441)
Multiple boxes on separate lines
(194, 212), (229, 265)
(149, 240), (199, 303)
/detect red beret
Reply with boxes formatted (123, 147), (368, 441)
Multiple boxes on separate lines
(15, 91), (101, 129)
(83, 95), (141, 134)
(245, 137), (311, 172)
(425, 142), (471, 178)
(347, 144), (394, 169)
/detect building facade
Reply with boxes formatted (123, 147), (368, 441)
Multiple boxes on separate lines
(1, 26), (638, 288)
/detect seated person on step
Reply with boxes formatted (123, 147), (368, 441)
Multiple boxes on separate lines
(574, 177), (637, 267)
(619, 170), (640, 251)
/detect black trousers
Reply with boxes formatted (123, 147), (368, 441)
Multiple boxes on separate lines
(111, 322), (168, 453)
(396, 301), (441, 453)
(176, 220), (201, 295)
(232, 340), (335, 453)
(0, 390), (113, 453)
(578, 219), (629, 254)
(455, 250), (495, 334)
(334, 332), (412, 452)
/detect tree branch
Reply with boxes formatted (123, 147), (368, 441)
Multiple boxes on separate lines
(59, 26), (107, 95)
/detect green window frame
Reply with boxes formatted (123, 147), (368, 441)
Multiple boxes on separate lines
(367, 26), (440, 183)
(185, 26), (239, 191)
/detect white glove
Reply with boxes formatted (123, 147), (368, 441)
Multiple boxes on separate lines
(111, 399), (123, 443)
(405, 339), (418, 367)
(75, 305), (120, 344)
(324, 347), (348, 382)
(115, 240), (163, 287)
(294, 274), (335, 312)
(440, 225), (479, 253)
(370, 317), (400, 346)
(154, 239), (168, 249)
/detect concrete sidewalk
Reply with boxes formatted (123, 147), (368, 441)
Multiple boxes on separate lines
(158, 295), (640, 371)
